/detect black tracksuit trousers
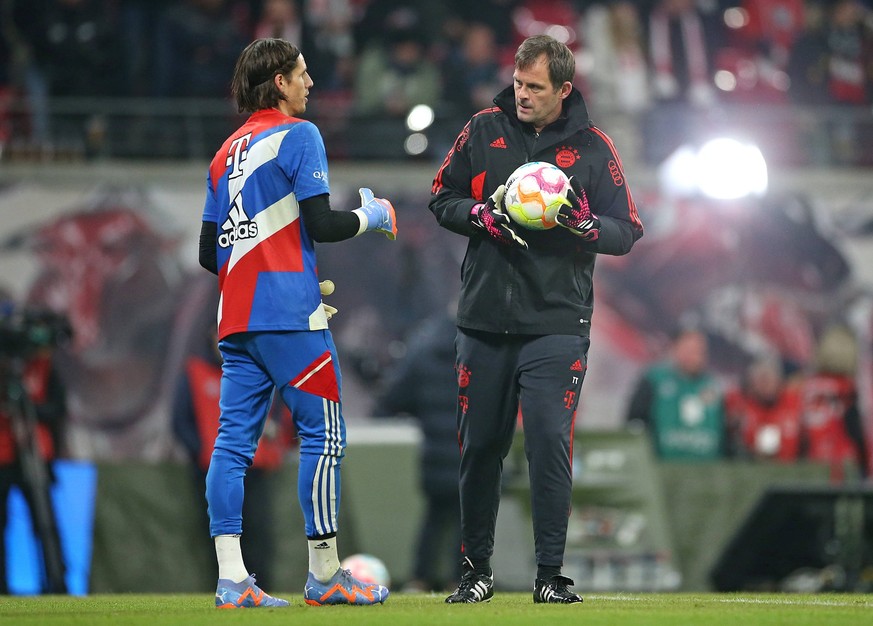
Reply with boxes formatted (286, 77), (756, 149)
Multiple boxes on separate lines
(454, 328), (589, 570)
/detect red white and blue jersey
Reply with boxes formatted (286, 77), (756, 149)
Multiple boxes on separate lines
(203, 109), (330, 339)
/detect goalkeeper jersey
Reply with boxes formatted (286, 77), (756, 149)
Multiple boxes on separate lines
(203, 109), (330, 339)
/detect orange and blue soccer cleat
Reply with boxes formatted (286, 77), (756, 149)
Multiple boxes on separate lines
(303, 568), (389, 606)
(215, 575), (290, 608)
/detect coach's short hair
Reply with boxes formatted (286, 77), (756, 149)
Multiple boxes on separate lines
(515, 35), (575, 89)
(232, 38), (301, 113)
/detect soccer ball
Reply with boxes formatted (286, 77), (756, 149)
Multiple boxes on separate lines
(503, 161), (571, 230)
(340, 553), (391, 587)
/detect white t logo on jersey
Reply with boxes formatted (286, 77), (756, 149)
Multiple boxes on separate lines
(227, 134), (252, 180)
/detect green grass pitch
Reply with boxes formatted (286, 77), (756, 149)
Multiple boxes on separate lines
(2, 592), (871, 626)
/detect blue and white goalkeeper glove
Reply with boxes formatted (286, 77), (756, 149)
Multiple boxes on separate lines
(353, 188), (397, 240)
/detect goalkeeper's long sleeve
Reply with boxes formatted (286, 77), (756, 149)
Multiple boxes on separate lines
(300, 194), (361, 242)
(200, 195), (366, 275)
(199, 221), (218, 275)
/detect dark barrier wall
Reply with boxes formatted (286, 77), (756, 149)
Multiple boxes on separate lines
(86, 432), (832, 593)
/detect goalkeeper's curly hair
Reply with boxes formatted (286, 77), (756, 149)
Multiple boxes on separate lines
(232, 38), (302, 113)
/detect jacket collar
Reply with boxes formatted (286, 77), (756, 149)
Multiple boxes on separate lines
(493, 85), (591, 137)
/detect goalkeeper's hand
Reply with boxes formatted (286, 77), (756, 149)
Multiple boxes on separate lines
(320, 279), (337, 320)
(470, 185), (528, 250)
(353, 188), (397, 240)
(556, 176), (600, 241)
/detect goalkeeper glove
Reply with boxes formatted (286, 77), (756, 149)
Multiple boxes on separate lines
(556, 176), (600, 241)
(470, 185), (528, 250)
(319, 279), (337, 320)
(353, 188), (397, 239)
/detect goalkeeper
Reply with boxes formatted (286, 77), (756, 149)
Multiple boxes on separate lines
(199, 38), (395, 609)
(429, 35), (643, 604)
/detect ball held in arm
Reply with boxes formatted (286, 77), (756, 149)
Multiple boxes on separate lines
(503, 161), (571, 231)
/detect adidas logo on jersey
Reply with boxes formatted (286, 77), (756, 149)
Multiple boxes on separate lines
(490, 137), (507, 149)
(218, 198), (259, 248)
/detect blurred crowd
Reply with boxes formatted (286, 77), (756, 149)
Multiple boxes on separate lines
(1, 0), (873, 162)
(625, 324), (870, 482)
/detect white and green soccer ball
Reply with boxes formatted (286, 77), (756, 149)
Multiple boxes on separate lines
(340, 553), (391, 587)
(503, 161), (571, 230)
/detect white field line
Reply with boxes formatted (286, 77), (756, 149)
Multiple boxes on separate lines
(584, 595), (872, 608)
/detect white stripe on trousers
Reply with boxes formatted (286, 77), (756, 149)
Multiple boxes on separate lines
(311, 397), (342, 536)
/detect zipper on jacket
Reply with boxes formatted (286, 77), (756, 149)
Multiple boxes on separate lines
(503, 251), (520, 333)
(503, 277), (513, 334)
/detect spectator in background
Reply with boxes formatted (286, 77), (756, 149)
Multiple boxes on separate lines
(440, 22), (504, 118)
(254, 0), (302, 43)
(350, 20), (441, 157)
(646, 0), (719, 106)
(0, 3), (13, 149)
(821, 0), (873, 106)
(26, 0), (122, 98)
(799, 323), (870, 482)
(787, 2), (832, 104)
(736, 0), (806, 71)
(372, 307), (461, 593)
(303, 0), (357, 91)
(153, 0), (248, 98)
(117, 0), (175, 97)
(642, 0), (722, 163)
(725, 356), (803, 462)
(353, 1), (450, 56)
(447, 0), (518, 49)
(1, 0), (121, 152)
(584, 1), (650, 115)
(353, 23), (441, 118)
(788, 0), (873, 164)
(626, 327), (730, 460)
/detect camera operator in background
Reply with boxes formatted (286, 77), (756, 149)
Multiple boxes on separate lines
(0, 293), (71, 594)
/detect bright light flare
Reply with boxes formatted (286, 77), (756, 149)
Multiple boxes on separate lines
(659, 138), (768, 201)
(697, 138), (768, 200)
(406, 105), (434, 132)
(404, 133), (428, 156)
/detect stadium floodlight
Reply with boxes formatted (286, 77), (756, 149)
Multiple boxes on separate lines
(406, 104), (434, 132)
(659, 137), (768, 200)
(697, 138), (768, 200)
(404, 133), (428, 156)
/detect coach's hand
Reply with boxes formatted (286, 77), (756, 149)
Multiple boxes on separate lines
(556, 176), (600, 241)
(470, 185), (528, 250)
(354, 188), (397, 240)
(320, 279), (337, 320)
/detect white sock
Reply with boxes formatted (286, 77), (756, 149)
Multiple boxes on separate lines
(308, 536), (341, 582)
(215, 534), (249, 583)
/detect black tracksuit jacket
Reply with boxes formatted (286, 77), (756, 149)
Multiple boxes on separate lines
(430, 85), (644, 336)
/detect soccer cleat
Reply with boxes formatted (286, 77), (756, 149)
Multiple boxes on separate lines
(215, 575), (290, 608)
(303, 568), (389, 606)
(533, 575), (584, 604)
(445, 558), (494, 604)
